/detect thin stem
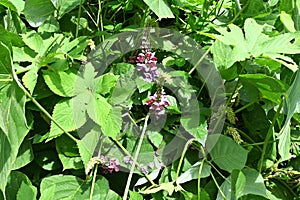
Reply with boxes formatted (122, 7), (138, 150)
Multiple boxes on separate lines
(175, 138), (196, 180)
(198, 145), (207, 200)
(97, 0), (105, 42)
(230, 0), (250, 24)
(208, 161), (228, 181)
(75, 0), (83, 38)
(123, 115), (150, 200)
(89, 164), (99, 200)
(112, 138), (156, 186)
(259, 97), (284, 172)
(197, 159), (205, 200)
(188, 46), (211, 75)
(210, 171), (226, 199)
(234, 100), (258, 114)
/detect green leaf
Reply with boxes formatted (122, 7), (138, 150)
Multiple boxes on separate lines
(280, 11), (296, 32)
(143, 0), (175, 19)
(240, 168), (267, 198)
(147, 131), (163, 148)
(56, 0), (82, 19)
(0, 43), (28, 195)
(12, 140), (34, 170)
(279, 70), (300, 160)
(211, 40), (235, 70)
(21, 32), (44, 53)
(5, 171), (37, 200)
(23, 0), (56, 27)
(38, 16), (60, 33)
(0, 42), (12, 74)
(129, 191), (143, 200)
(22, 67), (38, 94)
(56, 135), (83, 170)
(211, 18), (300, 71)
(207, 135), (248, 173)
(49, 99), (79, 139)
(43, 69), (77, 97)
(240, 74), (288, 104)
(95, 73), (119, 95)
(39, 175), (121, 200)
(218, 169), (267, 199)
(177, 161), (211, 184)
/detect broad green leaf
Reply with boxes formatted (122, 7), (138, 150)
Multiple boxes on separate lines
(38, 16), (60, 33)
(0, 43), (28, 195)
(279, 70), (300, 160)
(12, 140), (34, 170)
(207, 135), (248, 173)
(211, 40), (235, 70)
(39, 175), (121, 200)
(77, 126), (101, 168)
(43, 69), (77, 97)
(147, 131), (163, 148)
(86, 94), (111, 127)
(129, 191), (143, 200)
(5, 171), (37, 200)
(21, 32), (44, 53)
(56, 135), (83, 170)
(22, 67), (38, 94)
(240, 168), (267, 198)
(0, 42), (12, 74)
(211, 18), (300, 71)
(95, 73), (119, 95)
(49, 99), (79, 139)
(23, 0), (56, 27)
(233, 170), (246, 199)
(143, 0), (175, 19)
(240, 74), (288, 104)
(177, 161), (211, 184)
(280, 11), (296, 32)
(101, 107), (122, 138)
(56, 0), (82, 19)
(218, 169), (267, 199)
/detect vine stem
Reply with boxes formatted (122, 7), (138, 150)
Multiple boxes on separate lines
(188, 46), (211, 75)
(259, 97), (284, 172)
(211, 171), (226, 199)
(123, 115), (150, 200)
(97, 0), (105, 42)
(89, 164), (99, 200)
(197, 146), (207, 200)
(175, 138), (196, 180)
(8, 43), (77, 143)
(75, 0), (83, 38)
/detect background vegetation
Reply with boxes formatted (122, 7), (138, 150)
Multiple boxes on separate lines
(1, 0), (300, 199)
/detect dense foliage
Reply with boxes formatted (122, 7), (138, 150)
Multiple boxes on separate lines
(1, 0), (300, 199)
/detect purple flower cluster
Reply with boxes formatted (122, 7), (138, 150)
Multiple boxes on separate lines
(136, 51), (159, 82)
(145, 88), (169, 120)
(123, 156), (154, 175)
(99, 155), (120, 174)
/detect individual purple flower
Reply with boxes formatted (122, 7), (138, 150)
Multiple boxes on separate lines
(148, 162), (154, 169)
(123, 156), (131, 164)
(145, 88), (169, 119)
(136, 51), (159, 82)
(99, 156), (120, 174)
(140, 165), (149, 175)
